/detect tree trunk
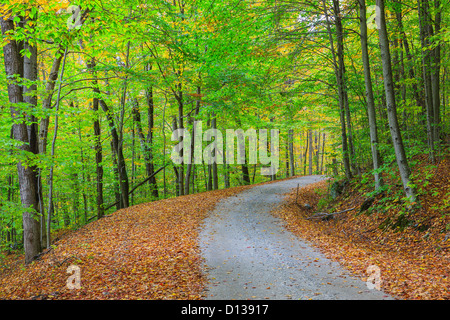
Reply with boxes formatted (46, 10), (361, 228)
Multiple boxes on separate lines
(377, 0), (416, 202)
(432, 0), (441, 142)
(358, 0), (383, 191)
(38, 45), (64, 155)
(322, 0), (352, 179)
(303, 130), (308, 175)
(308, 129), (313, 175)
(334, 0), (353, 178)
(184, 114), (193, 195)
(395, 9), (425, 127)
(99, 99), (129, 208)
(145, 64), (159, 198)
(211, 115), (219, 190)
(343, 75), (357, 174)
(1, 17), (41, 263)
(172, 116), (182, 196)
(289, 129), (295, 176)
(285, 138), (290, 178)
(316, 130), (320, 174)
(242, 161), (250, 185)
(320, 133), (326, 174)
(224, 163), (230, 188)
(418, 0), (436, 161)
(86, 57), (105, 219)
(176, 84), (185, 195)
(132, 98), (160, 198)
(22, 19), (47, 249)
(184, 86), (201, 195)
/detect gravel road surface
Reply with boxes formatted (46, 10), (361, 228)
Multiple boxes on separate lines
(199, 176), (393, 300)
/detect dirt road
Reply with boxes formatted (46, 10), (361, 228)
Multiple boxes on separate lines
(199, 176), (393, 300)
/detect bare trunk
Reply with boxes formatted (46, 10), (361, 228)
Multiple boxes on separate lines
(358, 0), (383, 190)
(322, 0), (352, 179)
(1, 17), (41, 263)
(289, 129), (295, 176)
(99, 99), (129, 208)
(184, 87), (201, 195)
(418, 0), (436, 161)
(133, 99), (159, 198)
(377, 0), (416, 202)
(211, 115), (219, 190)
(38, 46), (64, 155)
(308, 130), (313, 175)
(145, 64), (159, 198)
(432, 0), (441, 142)
(86, 57), (104, 218)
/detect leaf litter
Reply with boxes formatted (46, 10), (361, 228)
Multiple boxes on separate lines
(273, 160), (449, 300)
(0, 185), (254, 300)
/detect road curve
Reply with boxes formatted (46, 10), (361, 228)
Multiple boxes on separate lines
(199, 175), (393, 300)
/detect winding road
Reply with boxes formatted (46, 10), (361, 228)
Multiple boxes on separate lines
(199, 176), (393, 300)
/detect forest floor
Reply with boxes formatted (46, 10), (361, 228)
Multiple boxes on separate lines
(274, 155), (450, 300)
(0, 184), (255, 299)
(0, 155), (448, 300)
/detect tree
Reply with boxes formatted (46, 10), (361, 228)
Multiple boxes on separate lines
(321, 0), (352, 180)
(376, 0), (415, 202)
(1, 14), (41, 264)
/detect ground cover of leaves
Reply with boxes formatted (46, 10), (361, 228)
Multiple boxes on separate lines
(0, 185), (256, 300)
(274, 158), (450, 300)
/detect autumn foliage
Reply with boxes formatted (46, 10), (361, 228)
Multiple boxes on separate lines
(0, 185), (253, 300)
(274, 156), (450, 300)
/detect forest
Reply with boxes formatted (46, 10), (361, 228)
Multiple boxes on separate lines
(0, 0), (449, 274)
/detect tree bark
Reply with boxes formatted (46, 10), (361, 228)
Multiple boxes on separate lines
(432, 0), (441, 142)
(322, 0), (352, 179)
(1, 16), (41, 263)
(289, 129), (295, 176)
(394, 8), (425, 127)
(320, 132), (326, 174)
(184, 86), (201, 195)
(47, 46), (68, 247)
(285, 137), (290, 178)
(308, 129), (313, 175)
(315, 130), (320, 174)
(358, 0), (383, 191)
(145, 64), (159, 198)
(172, 117), (180, 196)
(38, 46), (64, 155)
(211, 115), (219, 190)
(418, 0), (436, 161)
(133, 98), (159, 198)
(22, 16), (46, 248)
(377, 0), (416, 202)
(99, 99), (129, 208)
(87, 57), (105, 219)
(176, 83), (185, 195)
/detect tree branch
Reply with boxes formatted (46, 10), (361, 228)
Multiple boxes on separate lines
(104, 164), (168, 211)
